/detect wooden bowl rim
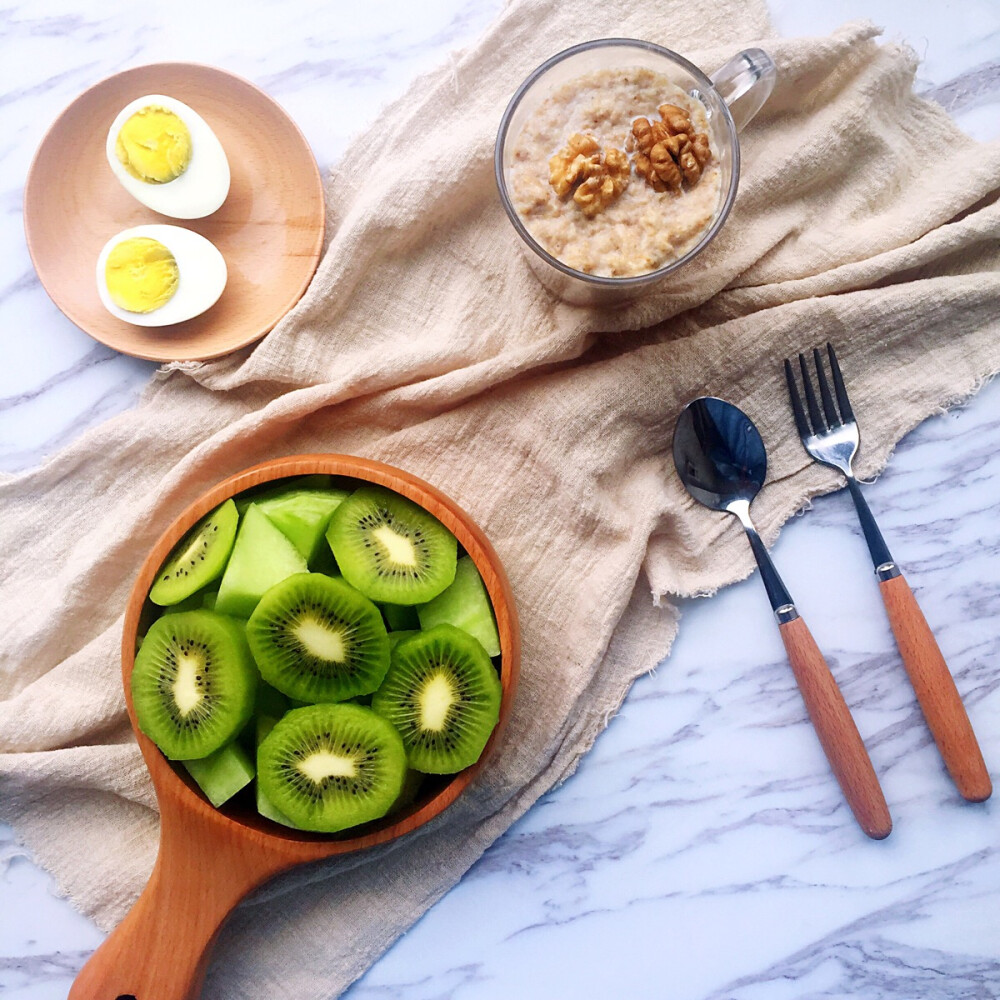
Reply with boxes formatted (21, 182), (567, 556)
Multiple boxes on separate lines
(123, 454), (520, 863)
(23, 61), (326, 363)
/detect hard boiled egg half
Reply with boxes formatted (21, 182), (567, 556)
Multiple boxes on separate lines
(96, 225), (227, 326)
(106, 95), (230, 218)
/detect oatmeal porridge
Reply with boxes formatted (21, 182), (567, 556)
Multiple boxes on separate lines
(508, 67), (722, 277)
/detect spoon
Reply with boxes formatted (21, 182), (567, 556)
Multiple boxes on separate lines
(673, 397), (891, 840)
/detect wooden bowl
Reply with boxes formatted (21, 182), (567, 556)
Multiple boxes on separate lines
(69, 455), (520, 1000)
(24, 63), (325, 362)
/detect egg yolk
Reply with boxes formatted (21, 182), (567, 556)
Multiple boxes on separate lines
(115, 106), (192, 184)
(105, 238), (179, 313)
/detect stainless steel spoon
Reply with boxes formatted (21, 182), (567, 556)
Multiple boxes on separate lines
(673, 396), (891, 840)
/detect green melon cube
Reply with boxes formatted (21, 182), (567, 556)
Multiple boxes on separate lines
(416, 556), (500, 656)
(215, 505), (308, 618)
(387, 630), (419, 649)
(255, 681), (289, 719)
(257, 785), (300, 828)
(183, 740), (255, 808)
(256, 486), (351, 564)
(255, 711), (300, 828)
(388, 769), (424, 816)
(162, 591), (206, 614)
(235, 475), (334, 514)
(381, 603), (420, 631)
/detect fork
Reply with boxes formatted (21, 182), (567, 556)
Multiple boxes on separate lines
(784, 344), (992, 803)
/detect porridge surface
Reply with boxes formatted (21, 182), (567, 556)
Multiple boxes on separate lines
(509, 67), (722, 277)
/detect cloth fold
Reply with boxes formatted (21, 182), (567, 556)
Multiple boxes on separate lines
(3, 1), (1000, 996)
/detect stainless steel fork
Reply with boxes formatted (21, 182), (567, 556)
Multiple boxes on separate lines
(784, 344), (991, 803)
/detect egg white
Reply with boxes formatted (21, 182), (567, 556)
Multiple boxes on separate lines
(106, 95), (231, 219)
(96, 225), (228, 327)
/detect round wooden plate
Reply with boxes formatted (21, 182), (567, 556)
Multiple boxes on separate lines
(24, 63), (325, 362)
(69, 455), (520, 1000)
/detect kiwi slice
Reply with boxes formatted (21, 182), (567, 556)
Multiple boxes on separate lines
(131, 610), (257, 760)
(149, 499), (238, 606)
(417, 556), (501, 657)
(247, 573), (391, 703)
(326, 487), (457, 605)
(371, 624), (501, 774)
(258, 703), (407, 832)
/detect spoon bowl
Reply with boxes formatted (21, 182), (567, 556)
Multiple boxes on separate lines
(672, 396), (768, 510)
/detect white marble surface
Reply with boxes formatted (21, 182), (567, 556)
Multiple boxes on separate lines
(2, 1), (1000, 998)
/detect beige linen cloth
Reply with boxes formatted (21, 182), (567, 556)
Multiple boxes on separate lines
(3, 0), (1000, 995)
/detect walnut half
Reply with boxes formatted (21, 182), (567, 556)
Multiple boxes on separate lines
(632, 103), (712, 193)
(573, 146), (630, 217)
(549, 133), (630, 216)
(548, 133), (602, 198)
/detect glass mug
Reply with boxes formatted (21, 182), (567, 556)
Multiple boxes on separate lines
(494, 39), (777, 305)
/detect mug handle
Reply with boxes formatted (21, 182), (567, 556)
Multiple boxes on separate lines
(710, 48), (776, 131)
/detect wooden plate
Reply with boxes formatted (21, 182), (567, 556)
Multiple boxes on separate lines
(24, 63), (325, 362)
(68, 455), (520, 1000)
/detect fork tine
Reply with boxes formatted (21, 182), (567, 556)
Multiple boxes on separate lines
(826, 343), (855, 424)
(784, 359), (812, 439)
(798, 353), (827, 433)
(813, 347), (840, 428)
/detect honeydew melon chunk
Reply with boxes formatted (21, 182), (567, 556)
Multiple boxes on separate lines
(256, 487), (352, 564)
(162, 585), (217, 615)
(255, 681), (289, 720)
(163, 591), (206, 614)
(388, 768), (424, 816)
(416, 556), (501, 657)
(235, 475), (334, 514)
(257, 779), (298, 827)
(215, 505), (308, 619)
(310, 543), (341, 578)
(183, 740), (255, 808)
(255, 707), (301, 828)
(380, 603), (420, 631)
(387, 630), (419, 649)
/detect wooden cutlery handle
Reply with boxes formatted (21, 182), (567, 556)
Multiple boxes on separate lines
(779, 616), (892, 839)
(879, 574), (992, 802)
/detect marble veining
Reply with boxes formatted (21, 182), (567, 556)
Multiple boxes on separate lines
(922, 58), (1000, 115)
(2, 1), (1000, 999)
(0, 343), (115, 413)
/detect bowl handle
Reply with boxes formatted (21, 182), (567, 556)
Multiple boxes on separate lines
(68, 797), (285, 1000)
